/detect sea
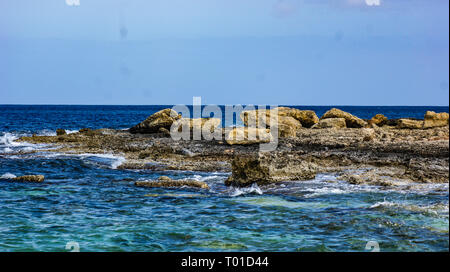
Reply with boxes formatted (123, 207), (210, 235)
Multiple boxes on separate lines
(0, 105), (448, 252)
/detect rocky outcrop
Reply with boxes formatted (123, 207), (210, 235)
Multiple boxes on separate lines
(397, 119), (424, 129)
(369, 114), (388, 127)
(171, 118), (221, 133)
(312, 118), (346, 129)
(129, 108), (181, 134)
(12, 175), (45, 183)
(276, 116), (302, 137)
(241, 107), (318, 129)
(135, 176), (209, 189)
(225, 127), (273, 145)
(276, 107), (319, 128)
(423, 111), (449, 129)
(56, 129), (66, 136)
(225, 153), (316, 186)
(240, 107), (307, 137)
(320, 108), (367, 128)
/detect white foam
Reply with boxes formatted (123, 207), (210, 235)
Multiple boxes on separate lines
(370, 201), (449, 216)
(0, 173), (16, 179)
(229, 183), (263, 197)
(76, 153), (126, 169)
(0, 133), (19, 147)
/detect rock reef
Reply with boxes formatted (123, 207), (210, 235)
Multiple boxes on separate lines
(16, 107), (449, 188)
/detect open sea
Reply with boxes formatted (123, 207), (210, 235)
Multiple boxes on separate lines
(0, 105), (448, 252)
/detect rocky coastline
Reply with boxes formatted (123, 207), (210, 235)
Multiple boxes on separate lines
(14, 107), (449, 189)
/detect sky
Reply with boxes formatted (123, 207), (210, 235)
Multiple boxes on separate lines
(0, 0), (448, 105)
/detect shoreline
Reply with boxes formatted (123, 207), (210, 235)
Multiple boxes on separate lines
(12, 107), (449, 189)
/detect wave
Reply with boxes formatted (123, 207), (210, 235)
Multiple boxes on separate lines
(228, 183), (263, 197)
(0, 173), (17, 179)
(370, 201), (449, 217)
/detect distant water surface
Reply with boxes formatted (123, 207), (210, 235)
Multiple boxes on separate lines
(0, 105), (448, 252)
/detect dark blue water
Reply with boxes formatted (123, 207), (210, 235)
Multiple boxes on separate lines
(0, 105), (448, 252)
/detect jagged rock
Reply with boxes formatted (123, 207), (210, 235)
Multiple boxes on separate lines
(171, 118), (221, 134)
(12, 175), (45, 183)
(312, 118), (346, 129)
(225, 153), (316, 186)
(240, 107), (318, 129)
(276, 107), (319, 128)
(320, 108), (367, 128)
(369, 114), (388, 127)
(276, 116), (302, 138)
(397, 119), (424, 129)
(423, 111), (449, 129)
(56, 129), (66, 136)
(239, 109), (302, 137)
(135, 176), (209, 189)
(129, 108), (181, 134)
(240, 109), (271, 128)
(225, 127), (273, 145)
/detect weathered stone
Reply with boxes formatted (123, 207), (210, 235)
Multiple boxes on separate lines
(240, 109), (271, 128)
(225, 127), (273, 145)
(320, 108), (367, 128)
(12, 175), (45, 183)
(171, 118), (221, 134)
(423, 111), (449, 129)
(135, 176), (209, 189)
(369, 114), (388, 127)
(276, 107), (319, 128)
(56, 129), (66, 136)
(225, 153), (316, 186)
(276, 116), (302, 138)
(240, 107), (318, 129)
(397, 119), (424, 129)
(312, 118), (346, 129)
(129, 108), (181, 134)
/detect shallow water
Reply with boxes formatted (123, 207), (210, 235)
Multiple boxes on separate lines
(0, 105), (448, 252)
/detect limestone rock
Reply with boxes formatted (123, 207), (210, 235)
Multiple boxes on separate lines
(225, 127), (273, 145)
(397, 119), (424, 129)
(225, 153), (316, 186)
(320, 108), (367, 128)
(171, 118), (221, 133)
(12, 175), (45, 183)
(369, 114), (388, 127)
(312, 118), (346, 129)
(276, 116), (302, 138)
(276, 107), (319, 128)
(135, 176), (209, 189)
(129, 108), (181, 134)
(423, 111), (449, 129)
(240, 107), (319, 129)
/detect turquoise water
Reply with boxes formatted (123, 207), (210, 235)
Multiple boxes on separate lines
(0, 105), (448, 252)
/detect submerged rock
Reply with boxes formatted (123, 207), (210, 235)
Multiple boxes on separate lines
(312, 118), (347, 129)
(225, 127), (273, 145)
(423, 111), (449, 129)
(320, 108), (367, 128)
(135, 176), (209, 189)
(225, 153), (316, 186)
(12, 175), (45, 183)
(397, 119), (424, 129)
(129, 108), (181, 134)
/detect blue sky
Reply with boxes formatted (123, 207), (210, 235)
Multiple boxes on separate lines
(0, 0), (448, 105)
